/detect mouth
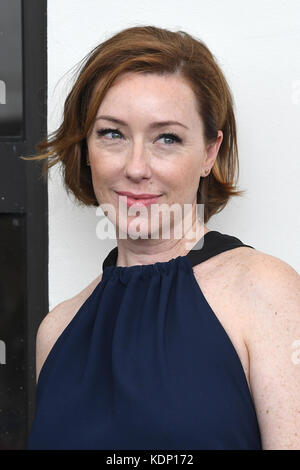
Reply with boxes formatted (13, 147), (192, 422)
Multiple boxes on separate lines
(115, 191), (162, 207)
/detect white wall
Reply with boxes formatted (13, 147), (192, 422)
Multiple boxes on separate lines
(48, 0), (300, 309)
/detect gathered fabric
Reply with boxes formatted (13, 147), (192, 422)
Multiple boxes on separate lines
(27, 230), (262, 450)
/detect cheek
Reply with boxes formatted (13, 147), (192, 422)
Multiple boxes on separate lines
(160, 159), (201, 193)
(89, 147), (121, 183)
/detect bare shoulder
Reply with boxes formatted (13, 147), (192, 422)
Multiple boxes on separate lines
(192, 244), (259, 288)
(233, 248), (300, 324)
(193, 245), (300, 448)
(194, 243), (300, 308)
(214, 245), (300, 344)
(35, 273), (103, 383)
(234, 249), (300, 449)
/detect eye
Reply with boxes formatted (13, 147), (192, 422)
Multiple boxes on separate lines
(96, 128), (123, 139)
(95, 128), (182, 145)
(157, 133), (182, 145)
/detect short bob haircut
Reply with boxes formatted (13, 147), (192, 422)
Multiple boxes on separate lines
(23, 25), (245, 224)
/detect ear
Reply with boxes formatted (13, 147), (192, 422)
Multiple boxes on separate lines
(203, 130), (223, 170)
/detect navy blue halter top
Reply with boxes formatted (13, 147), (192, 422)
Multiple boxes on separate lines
(27, 230), (262, 450)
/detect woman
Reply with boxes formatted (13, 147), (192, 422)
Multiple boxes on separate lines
(25, 25), (300, 450)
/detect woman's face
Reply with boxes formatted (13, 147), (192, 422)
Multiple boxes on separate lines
(86, 72), (223, 240)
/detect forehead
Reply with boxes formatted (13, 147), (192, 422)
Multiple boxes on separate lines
(108, 71), (193, 93)
(94, 72), (200, 122)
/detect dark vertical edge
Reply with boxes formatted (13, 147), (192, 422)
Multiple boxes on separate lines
(20, 0), (25, 141)
(22, 0), (48, 436)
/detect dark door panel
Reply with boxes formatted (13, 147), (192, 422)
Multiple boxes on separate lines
(0, 0), (47, 449)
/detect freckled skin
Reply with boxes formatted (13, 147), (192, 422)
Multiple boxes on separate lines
(86, 72), (223, 266)
(35, 72), (300, 450)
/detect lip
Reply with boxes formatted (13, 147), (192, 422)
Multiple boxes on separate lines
(116, 191), (162, 198)
(115, 191), (162, 207)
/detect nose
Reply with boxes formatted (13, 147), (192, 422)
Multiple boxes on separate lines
(124, 141), (152, 181)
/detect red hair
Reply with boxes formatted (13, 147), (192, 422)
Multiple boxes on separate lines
(22, 25), (245, 223)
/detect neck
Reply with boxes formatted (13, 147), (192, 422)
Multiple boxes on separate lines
(115, 213), (209, 268)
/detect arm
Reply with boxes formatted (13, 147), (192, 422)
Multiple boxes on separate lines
(35, 274), (103, 383)
(242, 253), (300, 449)
(35, 301), (71, 384)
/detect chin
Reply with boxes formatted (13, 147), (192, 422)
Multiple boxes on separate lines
(117, 218), (161, 240)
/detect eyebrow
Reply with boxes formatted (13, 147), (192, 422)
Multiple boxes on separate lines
(95, 115), (189, 130)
